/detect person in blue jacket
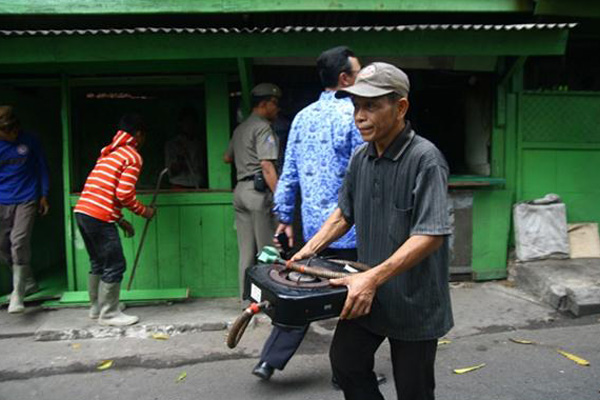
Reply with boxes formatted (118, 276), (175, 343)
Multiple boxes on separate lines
(0, 106), (50, 314)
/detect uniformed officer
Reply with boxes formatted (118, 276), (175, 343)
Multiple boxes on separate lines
(224, 83), (282, 299)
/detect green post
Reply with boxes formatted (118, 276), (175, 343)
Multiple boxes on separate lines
(205, 73), (232, 190)
(60, 75), (76, 291)
(237, 57), (254, 119)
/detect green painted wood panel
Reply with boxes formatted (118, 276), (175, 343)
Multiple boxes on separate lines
(0, 0), (532, 15)
(517, 93), (600, 258)
(179, 206), (204, 294)
(206, 73), (232, 190)
(521, 149), (600, 223)
(71, 194), (239, 297)
(472, 190), (512, 281)
(0, 29), (570, 70)
(156, 207), (182, 288)
(535, 0), (600, 18)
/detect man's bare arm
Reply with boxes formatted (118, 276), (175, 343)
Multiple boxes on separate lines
(292, 208), (352, 260)
(260, 160), (278, 193)
(331, 235), (444, 319)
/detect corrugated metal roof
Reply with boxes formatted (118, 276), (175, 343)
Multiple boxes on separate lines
(0, 23), (577, 37)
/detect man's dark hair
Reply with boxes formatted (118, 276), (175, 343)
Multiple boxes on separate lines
(118, 113), (145, 134)
(251, 95), (275, 109)
(316, 46), (356, 88)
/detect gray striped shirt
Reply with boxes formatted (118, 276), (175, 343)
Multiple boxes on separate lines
(338, 121), (454, 340)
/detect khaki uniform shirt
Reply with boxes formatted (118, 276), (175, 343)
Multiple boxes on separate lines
(226, 114), (279, 181)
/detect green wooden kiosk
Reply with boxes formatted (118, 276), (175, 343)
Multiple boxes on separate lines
(0, 1), (587, 300)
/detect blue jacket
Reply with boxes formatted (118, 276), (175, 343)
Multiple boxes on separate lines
(0, 131), (50, 205)
(274, 91), (363, 249)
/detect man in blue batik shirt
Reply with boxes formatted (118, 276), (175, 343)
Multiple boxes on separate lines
(252, 47), (384, 388)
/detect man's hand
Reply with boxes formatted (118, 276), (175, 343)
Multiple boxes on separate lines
(290, 244), (316, 262)
(330, 270), (378, 320)
(118, 219), (135, 238)
(274, 223), (294, 250)
(143, 206), (156, 220)
(38, 196), (50, 216)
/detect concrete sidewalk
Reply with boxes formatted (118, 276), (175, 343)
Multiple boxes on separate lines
(510, 258), (600, 316)
(0, 281), (573, 382)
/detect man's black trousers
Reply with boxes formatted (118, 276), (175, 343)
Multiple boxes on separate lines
(330, 319), (438, 400)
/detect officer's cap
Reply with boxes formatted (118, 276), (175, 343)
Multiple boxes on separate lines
(251, 83), (282, 98)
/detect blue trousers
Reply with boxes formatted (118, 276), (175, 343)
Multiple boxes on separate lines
(76, 213), (126, 283)
(260, 247), (357, 370)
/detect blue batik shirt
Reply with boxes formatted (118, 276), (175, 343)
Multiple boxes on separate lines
(274, 91), (363, 249)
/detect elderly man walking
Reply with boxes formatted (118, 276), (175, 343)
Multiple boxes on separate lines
(293, 62), (454, 400)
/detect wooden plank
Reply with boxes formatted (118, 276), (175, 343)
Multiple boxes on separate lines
(69, 192), (234, 207)
(535, 0), (600, 18)
(471, 190), (513, 281)
(58, 288), (189, 303)
(0, 274), (65, 305)
(522, 142), (600, 150)
(0, 59), (239, 76)
(520, 150), (557, 197)
(205, 73), (232, 190)
(0, 29), (571, 69)
(504, 93), (518, 193)
(200, 206), (226, 290)
(61, 76), (77, 291)
(237, 57), (254, 118)
(223, 205), (239, 294)
(129, 212), (159, 290)
(0, 0), (532, 15)
(156, 206), (182, 288)
(180, 206), (204, 296)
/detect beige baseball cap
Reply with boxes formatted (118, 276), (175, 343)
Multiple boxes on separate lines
(251, 83), (282, 98)
(336, 62), (410, 99)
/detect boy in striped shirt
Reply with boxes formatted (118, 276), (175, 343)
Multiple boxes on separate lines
(75, 114), (155, 326)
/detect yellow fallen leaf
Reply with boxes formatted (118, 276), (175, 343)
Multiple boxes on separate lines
(151, 333), (170, 340)
(97, 360), (113, 370)
(453, 363), (486, 374)
(176, 371), (187, 383)
(71, 343), (81, 350)
(509, 338), (535, 345)
(438, 339), (451, 345)
(557, 349), (590, 366)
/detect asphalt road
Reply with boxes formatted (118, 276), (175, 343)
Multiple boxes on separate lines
(1, 322), (598, 400)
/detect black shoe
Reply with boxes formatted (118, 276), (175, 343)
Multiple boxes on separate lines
(331, 373), (386, 390)
(252, 361), (275, 381)
(331, 376), (341, 390)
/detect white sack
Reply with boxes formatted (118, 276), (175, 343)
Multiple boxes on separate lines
(513, 193), (570, 262)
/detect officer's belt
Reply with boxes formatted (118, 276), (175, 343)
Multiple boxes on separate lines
(238, 175), (255, 182)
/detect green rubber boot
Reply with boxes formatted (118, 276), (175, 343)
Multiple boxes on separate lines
(8, 265), (27, 314)
(98, 281), (139, 326)
(88, 274), (101, 319)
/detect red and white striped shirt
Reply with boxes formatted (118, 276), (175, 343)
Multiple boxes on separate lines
(74, 130), (147, 223)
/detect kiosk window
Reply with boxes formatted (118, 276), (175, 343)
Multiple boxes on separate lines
(70, 84), (207, 192)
